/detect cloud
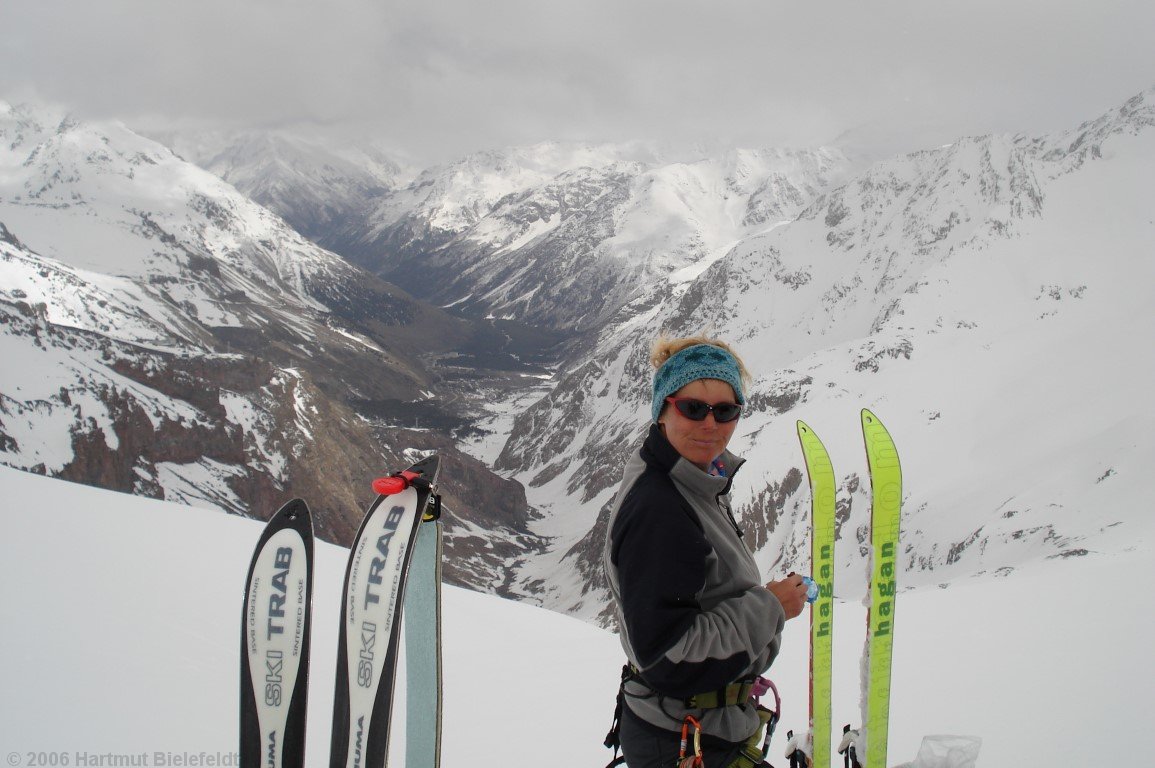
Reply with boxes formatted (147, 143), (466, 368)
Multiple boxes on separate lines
(3, 0), (1154, 163)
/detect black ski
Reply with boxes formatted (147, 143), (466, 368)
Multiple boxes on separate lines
(240, 499), (315, 768)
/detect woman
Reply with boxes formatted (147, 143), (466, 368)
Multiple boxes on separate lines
(604, 335), (808, 768)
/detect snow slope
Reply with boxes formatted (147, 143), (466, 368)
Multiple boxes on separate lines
(0, 465), (619, 766)
(1, 466), (1151, 766)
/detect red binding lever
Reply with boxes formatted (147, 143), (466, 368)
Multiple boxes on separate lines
(372, 470), (422, 496)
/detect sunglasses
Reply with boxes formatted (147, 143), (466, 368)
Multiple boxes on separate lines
(665, 397), (743, 423)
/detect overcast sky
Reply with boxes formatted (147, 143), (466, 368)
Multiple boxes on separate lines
(3, 0), (1153, 164)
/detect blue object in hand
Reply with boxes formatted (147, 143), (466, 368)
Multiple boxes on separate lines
(802, 576), (819, 603)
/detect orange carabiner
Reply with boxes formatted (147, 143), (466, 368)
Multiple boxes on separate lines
(678, 716), (704, 768)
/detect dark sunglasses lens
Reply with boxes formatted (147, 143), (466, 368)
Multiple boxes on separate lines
(674, 399), (711, 420)
(713, 403), (742, 422)
(672, 399), (741, 422)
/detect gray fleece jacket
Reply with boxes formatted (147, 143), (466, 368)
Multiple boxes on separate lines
(604, 424), (785, 743)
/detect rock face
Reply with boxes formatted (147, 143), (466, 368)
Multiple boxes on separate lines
(1, 297), (373, 542)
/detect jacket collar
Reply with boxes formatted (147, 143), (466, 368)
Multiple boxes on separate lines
(639, 423), (745, 497)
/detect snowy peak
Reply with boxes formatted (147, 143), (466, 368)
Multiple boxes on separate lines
(1, 99), (355, 328)
(164, 125), (851, 334)
(195, 132), (408, 190)
(346, 142), (851, 332)
(372, 141), (647, 235)
(159, 128), (416, 244)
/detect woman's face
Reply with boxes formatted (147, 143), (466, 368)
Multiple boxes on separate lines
(658, 378), (740, 470)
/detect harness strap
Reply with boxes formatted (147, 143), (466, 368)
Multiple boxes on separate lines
(603, 665), (631, 768)
(624, 664), (758, 711)
(685, 681), (757, 709)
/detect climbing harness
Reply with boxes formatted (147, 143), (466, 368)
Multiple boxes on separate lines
(603, 666), (783, 768)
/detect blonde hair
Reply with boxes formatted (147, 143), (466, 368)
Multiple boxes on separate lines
(649, 334), (752, 388)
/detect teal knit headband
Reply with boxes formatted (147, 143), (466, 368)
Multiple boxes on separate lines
(651, 344), (745, 423)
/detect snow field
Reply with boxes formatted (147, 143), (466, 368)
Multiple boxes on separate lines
(1, 466), (1151, 766)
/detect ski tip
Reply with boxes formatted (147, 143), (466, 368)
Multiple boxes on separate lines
(274, 498), (311, 523)
(861, 409), (895, 436)
(405, 453), (441, 480)
(250, 499), (313, 560)
(796, 419), (810, 435)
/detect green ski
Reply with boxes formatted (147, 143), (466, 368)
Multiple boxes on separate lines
(861, 409), (901, 768)
(798, 422), (836, 768)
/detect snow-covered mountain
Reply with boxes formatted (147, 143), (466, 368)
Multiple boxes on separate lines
(188, 137), (850, 333)
(158, 128), (415, 247)
(492, 89), (1155, 622)
(5, 86), (1152, 648)
(388, 145), (849, 333)
(0, 101), (548, 582)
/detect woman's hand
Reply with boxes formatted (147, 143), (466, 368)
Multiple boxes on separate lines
(766, 574), (808, 620)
